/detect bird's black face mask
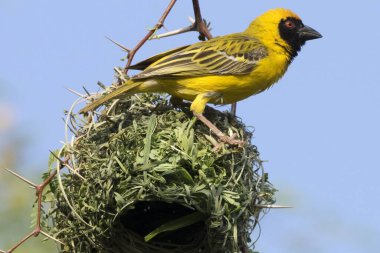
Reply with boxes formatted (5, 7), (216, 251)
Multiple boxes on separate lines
(279, 17), (322, 57)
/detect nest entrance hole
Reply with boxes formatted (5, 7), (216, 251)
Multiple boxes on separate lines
(120, 201), (205, 245)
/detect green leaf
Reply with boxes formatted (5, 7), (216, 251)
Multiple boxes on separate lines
(114, 192), (125, 205)
(176, 168), (194, 185)
(144, 211), (205, 242)
(136, 114), (157, 166)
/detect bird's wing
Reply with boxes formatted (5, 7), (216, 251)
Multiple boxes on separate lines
(132, 34), (268, 79)
(128, 45), (190, 70)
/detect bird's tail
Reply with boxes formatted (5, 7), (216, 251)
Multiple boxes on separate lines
(79, 80), (143, 114)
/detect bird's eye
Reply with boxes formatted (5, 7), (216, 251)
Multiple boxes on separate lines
(285, 20), (295, 29)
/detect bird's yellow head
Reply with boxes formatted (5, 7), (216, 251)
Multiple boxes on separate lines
(245, 8), (322, 58)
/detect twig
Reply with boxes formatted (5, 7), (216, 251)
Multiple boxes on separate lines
(105, 36), (131, 52)
(50, 150), (85, 181)
(4, 169), (37, 187)
(192, 0), (213, 40)
(6, 230), (36, 253)
(124, 0), (178, 74)
(124, 0), (214, 73)
(254, 204), (293, 209)
(150, 16), (211, 40)
(2, 156), (68, 252)
(66, 87), (85, 98)
(40, 230), (65, 245)
(5, 228), (64, 253)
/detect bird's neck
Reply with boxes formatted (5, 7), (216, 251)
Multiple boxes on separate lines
(244, 24), (298, 62)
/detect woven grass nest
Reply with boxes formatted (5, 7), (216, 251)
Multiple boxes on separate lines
(43, 82), (276, 253)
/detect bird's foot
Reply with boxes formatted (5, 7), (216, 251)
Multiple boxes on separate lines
(194, 113), (245, 149)
(217, 133), (245, 147)
(210, 133), (244, 151)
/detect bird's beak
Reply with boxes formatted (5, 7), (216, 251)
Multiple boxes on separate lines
(298, 25), (322, 41)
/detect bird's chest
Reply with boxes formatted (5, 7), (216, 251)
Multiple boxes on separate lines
(248, 53), (290, 91)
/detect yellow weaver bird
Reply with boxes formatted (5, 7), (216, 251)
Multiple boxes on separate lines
(80, 8), (321, 145)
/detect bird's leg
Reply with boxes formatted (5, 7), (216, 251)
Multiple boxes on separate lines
(231, 102), (237, 116)
(191, 92), (244, 146)
(194, 113), (243, 146)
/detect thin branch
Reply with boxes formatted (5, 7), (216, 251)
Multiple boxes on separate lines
(105, 36), (131, 52)
(4, 168), (37, 187)
(49, 150), (85, 180)
(150, 17), (197, 40)
(6, 230), (36, 253)
(66, 87), (85, 98)
(192, 0), (213, 40)
(40, 230), (65, 245)
(3, 155), (69, 252)
(64, 163), (86, 181)
(254, 204), (293, 209)
(124, 0), (177, 74)
(6, 229), (64, 252)
(150, 16), (211, 40)
(123, 0), (214, 72)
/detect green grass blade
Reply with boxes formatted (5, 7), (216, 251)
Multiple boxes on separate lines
(144, 211), (205, 242)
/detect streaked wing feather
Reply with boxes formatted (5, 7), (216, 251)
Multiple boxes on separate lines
(132, 34), (268, 79)
(128, 45), (190, 70)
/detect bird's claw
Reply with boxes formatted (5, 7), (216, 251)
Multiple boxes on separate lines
(211, 134), (244, 151)
(218, 133), (245, 147)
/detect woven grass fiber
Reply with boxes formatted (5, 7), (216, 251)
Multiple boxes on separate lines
(42, 83), (276, 253)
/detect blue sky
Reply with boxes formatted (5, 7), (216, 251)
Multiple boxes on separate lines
(1, 1), (380, 252)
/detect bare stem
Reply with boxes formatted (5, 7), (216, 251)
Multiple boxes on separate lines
(3, 154), (68, 252)
(105, 36), (131, 52)
(192, 0), (213, 40)
(6, 230), (36, 253)
(150, 17), (198, 40)
(255, 204), (293, 209)
(4, 168), (37, 187)
(124, 0), (214, 72)
(40, 230), (65, 245)
(124, 0), (177, 74)
(231, 103), (237, 116)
